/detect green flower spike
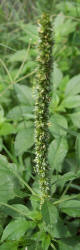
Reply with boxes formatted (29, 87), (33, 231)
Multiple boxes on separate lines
(34, 13), (53, 205)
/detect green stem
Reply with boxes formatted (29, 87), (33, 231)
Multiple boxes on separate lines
(35, 13), (53, 204)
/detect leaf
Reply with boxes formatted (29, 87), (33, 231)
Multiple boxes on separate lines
(0, 123), (16, 136)
(0, 105), (5, 125)
(0, 155), (24, 203)
(42, 233), (51, 250)
(24, 157), (32, 182)
(49, 93), (59, 113)
(8, 49), (27, 62)
(1, 218), (30, 241)
(47, 218), (70, 239)
(60, 200), (80, 217)
(41, 200), (58, 227)
(61, 95), (80, 109)
(49, 114), (68, 137)
(58, 238), (80, 250)
(10, 204), (31, 218)
(75, 135), (80, 169)
(0, 241), (17, 250)
(69, 112), (80, 128)
(54, 13), (76, 42)
(19, 23), (38, 44)
(65, 74), (80, 96)
(48, 137), (68, 172)
(0, 155), (17, 202)
(0, 224), (3, 236)
(0, 137), (3, 151)
(52, 62), (63, 90)
(7, 105), (33, 121)
(14, 84), (34, 106)
(14, 127), (34, 155)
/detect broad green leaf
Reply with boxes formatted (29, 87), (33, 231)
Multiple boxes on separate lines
(42, 233), (51, 250)
(55, 13), (76, 42)
(61, 95), (80, 109)
(8, 49), (27, 62)
(0, 224), (3, 236)
(20, 23), (38, 44)
(12, 204), (42, 221)
(47, 218), (70, 239)
(59, 75), (69, 91)
(0, 241), (17, 250)
(10, 204), (31, 218)
(49, 114), (68, 137)
(32, 231), (51, 250)
(0, 155), (22, 202)
(53, 62), (63, 90)
(18, 120), (33, 131)
(48, 137), (68, 171)
(7, 105), (33, 121)
(1, 218), (30, 241)
(75, 135), (80, 169)
(65, 74), (80, 96)
(54, 13), (65, 30)
(13, 205), (40, 222)
(49, 93), (59, 113)
(41, 200), (58, 227)
(28, 242), (41, 250)
(0, 123), (16, 135)
(24, 157), (32, 182)
(58, 238), (80, 250)
(0, 137), (3, 151)
(69, 112), (80, 128)
(60, 200), (80, 217)
(14, 84), (34, 106)
(14, 127), (34, 155)
(0, 105), (5, 125)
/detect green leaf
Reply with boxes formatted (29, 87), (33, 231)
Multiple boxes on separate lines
(0, 241), (17, 250)
(41, 200), (58, 227)
(60, 200), (80, 217)
(61, 95), (80, 109)
(53, 62), (63, 90)
(42, 233), (51, 250)
(49, 93), (59, 113)
(14, 84), (34, 106)
(75, 135), (80, 169)
(0, 224), (3, 236)
(65, 74), (80, 96)
(0, 137), (3, 151)
(47, 218), (70, 239)
(58, 238), (80, 250)
(1, 218), (30, 241)
(8, 49), (27, 62)
(24, 157), (32, 182)
(69, 112), (80, 128)
(54, 13), (76, 42)
(0, 105), (5, 125)
(49, 114), (68, 137)
(7, 105), (33, 121)
(14, 127), (34, 155)
(48, 137), (68, 172)
(10, 204), (31, 218)
(0, 155), (17, 202)
(0, 123), (16, 136)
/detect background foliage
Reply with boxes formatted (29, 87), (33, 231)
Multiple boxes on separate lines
(0, 0), (80, 249)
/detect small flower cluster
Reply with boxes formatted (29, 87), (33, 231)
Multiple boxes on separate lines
(34, 13), (53, 204)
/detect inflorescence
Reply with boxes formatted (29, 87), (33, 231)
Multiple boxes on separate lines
(35, 13), (53, 204)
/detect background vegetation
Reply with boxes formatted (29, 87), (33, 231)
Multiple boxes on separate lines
(0, 0), (80, 249)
